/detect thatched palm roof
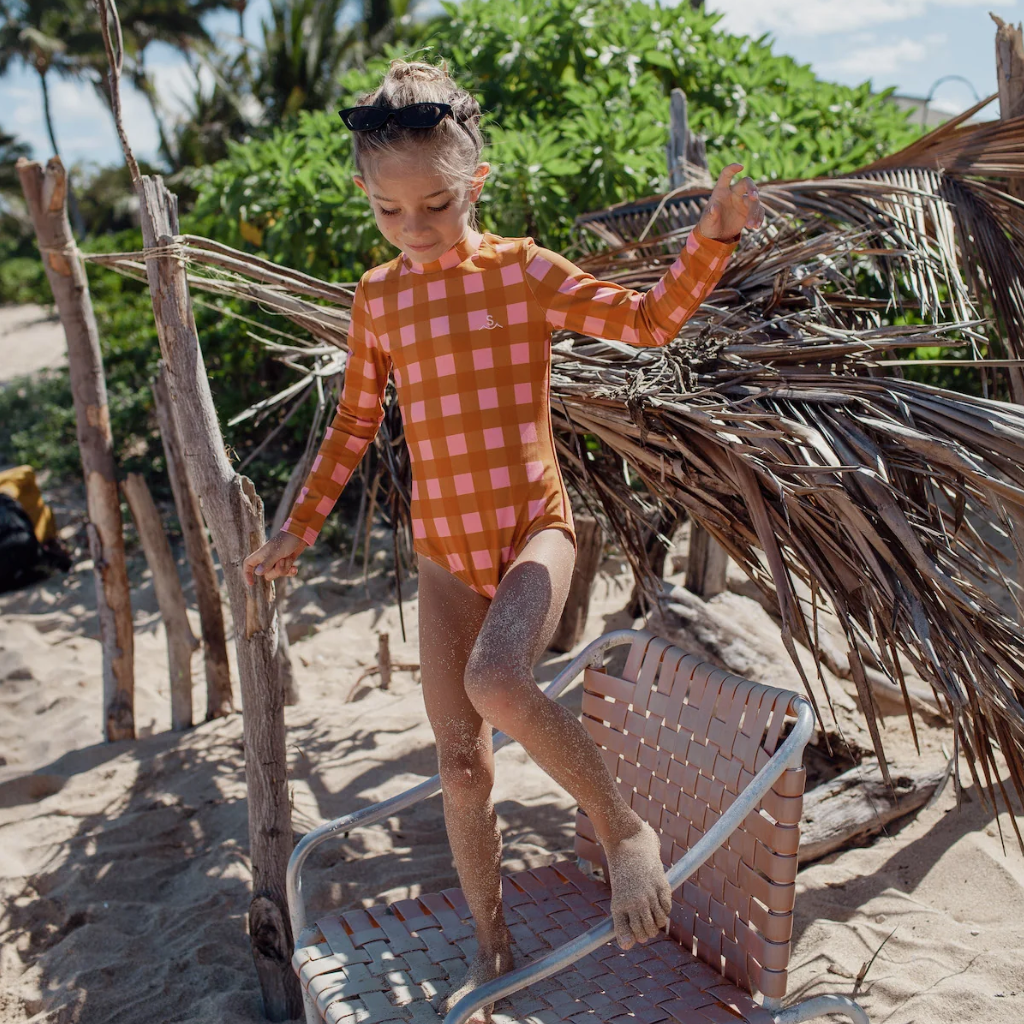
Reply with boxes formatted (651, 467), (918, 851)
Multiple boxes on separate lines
(85, 98), (1024, 830)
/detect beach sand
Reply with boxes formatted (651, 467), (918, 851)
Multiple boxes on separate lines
(0, 499), (1022, 1024)
(0, 303), (1022, 1022)
(0, 305), (66, 383)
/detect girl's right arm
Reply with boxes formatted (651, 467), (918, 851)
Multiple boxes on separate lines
(244, 277), (392, 585)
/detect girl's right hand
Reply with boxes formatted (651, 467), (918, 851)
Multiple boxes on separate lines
(243, 530), (308, 587)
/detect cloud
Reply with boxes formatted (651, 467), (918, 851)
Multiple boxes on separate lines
(825, 38), (927, 78)
(4, 74), (161, 167)
(820, 32), (946, 80)
(707, 0), (1008, 38)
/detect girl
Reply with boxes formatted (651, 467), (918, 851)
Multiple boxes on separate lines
(244, 58), (763, 1018)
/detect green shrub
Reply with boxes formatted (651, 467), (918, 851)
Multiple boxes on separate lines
(3, 0), (943, 499)
(191, 0), (922, 274)
(0, 256), (49, 305)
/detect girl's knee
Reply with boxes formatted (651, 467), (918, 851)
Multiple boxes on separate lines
(438, 752), (493, 807)
(463, 658), (521, 727)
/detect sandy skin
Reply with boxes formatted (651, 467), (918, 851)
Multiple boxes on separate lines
(436, 942), (515, 1022)
(435, 821), (672, 1021)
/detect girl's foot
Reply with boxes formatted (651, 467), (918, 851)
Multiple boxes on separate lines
(436, 940), (515, 1022)
(604, 818), (673, 950)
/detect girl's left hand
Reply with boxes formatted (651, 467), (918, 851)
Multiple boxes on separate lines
(697, 163), (765, 241)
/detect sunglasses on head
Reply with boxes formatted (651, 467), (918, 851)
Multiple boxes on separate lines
(338, 102), (454, 132)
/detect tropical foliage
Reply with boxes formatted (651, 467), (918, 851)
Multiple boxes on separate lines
(191, 0), (923, 281)
(82, 102), (1024, 803)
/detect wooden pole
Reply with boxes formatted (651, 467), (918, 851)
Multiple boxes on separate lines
(377, 631), (392, 689)
(122, 473), (199, 730)
(138, 175), (301, 1020)
(16, 156), (135, 742)
(685, 521), (728, 599)
(994, 14), (1024, 203)
(993, 15), (1024, 619)
(153, 362), (234, 719)
(665, 88), (711, 191)
(664, 92), (728, 598)
(549, 515), (605, 652)
(268, 453), (313, 708)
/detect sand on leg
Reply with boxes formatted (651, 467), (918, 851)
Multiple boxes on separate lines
(463, 528), (672, 952)
(417, 555), (515, 1020)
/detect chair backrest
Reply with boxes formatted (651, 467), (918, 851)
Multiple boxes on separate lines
(575, 631), (806, 1003)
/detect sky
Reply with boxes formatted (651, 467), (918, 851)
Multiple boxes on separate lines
(1, 0), (1020, 173)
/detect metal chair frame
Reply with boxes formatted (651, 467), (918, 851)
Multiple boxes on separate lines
(287, 628), (870, 1024)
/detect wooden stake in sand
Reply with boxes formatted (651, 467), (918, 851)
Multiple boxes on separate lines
(153, 363), (234, 719)
(992, 14), (1024, 617)
(138, 176), (301, 1020)
(92, 2), (298, 1006)
(122, 472), (199, 730)
(665, 89), (729, 599)
(16, 155), (136, 742)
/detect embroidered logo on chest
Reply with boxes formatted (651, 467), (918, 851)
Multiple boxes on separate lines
(482, 314), (503, 330)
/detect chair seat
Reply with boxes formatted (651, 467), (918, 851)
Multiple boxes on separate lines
(294, 860), (773, 1024)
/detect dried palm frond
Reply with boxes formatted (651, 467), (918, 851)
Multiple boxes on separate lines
(80, 103), (1024, 826)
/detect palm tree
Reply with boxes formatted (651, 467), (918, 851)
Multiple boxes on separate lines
(256, 0), (351, 118)
(0, 0), (87, 165)
(84, 0), (236, 169)
(0, 0), (91, 234)
(254, 0), (435, 119)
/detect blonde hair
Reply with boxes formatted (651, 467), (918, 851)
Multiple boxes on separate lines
(351, 58), (486, 227)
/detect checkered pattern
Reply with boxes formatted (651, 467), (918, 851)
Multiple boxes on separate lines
(282, 228), (736, 597)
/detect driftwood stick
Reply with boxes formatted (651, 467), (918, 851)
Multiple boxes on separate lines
(153, 363), (234, 720)
(799, 761), (948, 863)
(16, 155), (136, 742)
(685, 522), (729, 598)
(122, 473), (199, 730)
(138, 174), (300, 1020)
(378, 632), (392, 690)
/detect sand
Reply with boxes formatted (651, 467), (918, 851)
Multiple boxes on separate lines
(0, 301), (1022, 1022)
(0, 305), (65, 383)
(0, 499), (1021, 1024)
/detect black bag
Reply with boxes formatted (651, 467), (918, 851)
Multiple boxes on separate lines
(0, 492), (47, 593)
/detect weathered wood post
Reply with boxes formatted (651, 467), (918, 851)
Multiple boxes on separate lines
(268, 454), (312, 708)
(993, 14), (1024, 617)
(666, 89), (728, 598)
(994, 14), (1024, 202)
(16, 156), (136, 741)
(138, 177), (301, 1019)
(685, 522), (728, 598)
(153, 363), (234, 719)
(122, 472), (199, 730)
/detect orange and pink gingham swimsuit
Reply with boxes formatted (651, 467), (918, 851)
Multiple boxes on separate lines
(282, 226), (737, 598)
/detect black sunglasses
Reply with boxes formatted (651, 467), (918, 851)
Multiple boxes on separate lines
(338, 102), (454, 132)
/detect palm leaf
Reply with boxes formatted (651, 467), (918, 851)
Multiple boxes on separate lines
(80, 103), (1024, 829)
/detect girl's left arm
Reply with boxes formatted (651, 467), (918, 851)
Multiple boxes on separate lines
(522, 225), (736, 348)
(522, 163), (760, 348)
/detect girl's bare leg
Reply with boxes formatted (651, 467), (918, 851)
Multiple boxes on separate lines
(463, 528), (672, 953)
(417, 555), (514, 1020)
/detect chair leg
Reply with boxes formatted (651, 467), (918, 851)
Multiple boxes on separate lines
(772, 994), (870, 1023)
(301, 987), (321, 1024)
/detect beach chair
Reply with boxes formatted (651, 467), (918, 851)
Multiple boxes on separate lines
(287, 628), (870, 1024)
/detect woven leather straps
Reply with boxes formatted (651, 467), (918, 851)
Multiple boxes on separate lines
(576, 634), (805, 1001)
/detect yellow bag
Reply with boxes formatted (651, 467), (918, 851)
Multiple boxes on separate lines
(0, 465), (57, 544)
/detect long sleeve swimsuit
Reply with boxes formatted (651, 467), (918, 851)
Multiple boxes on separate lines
(282, 226), (737, 599)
